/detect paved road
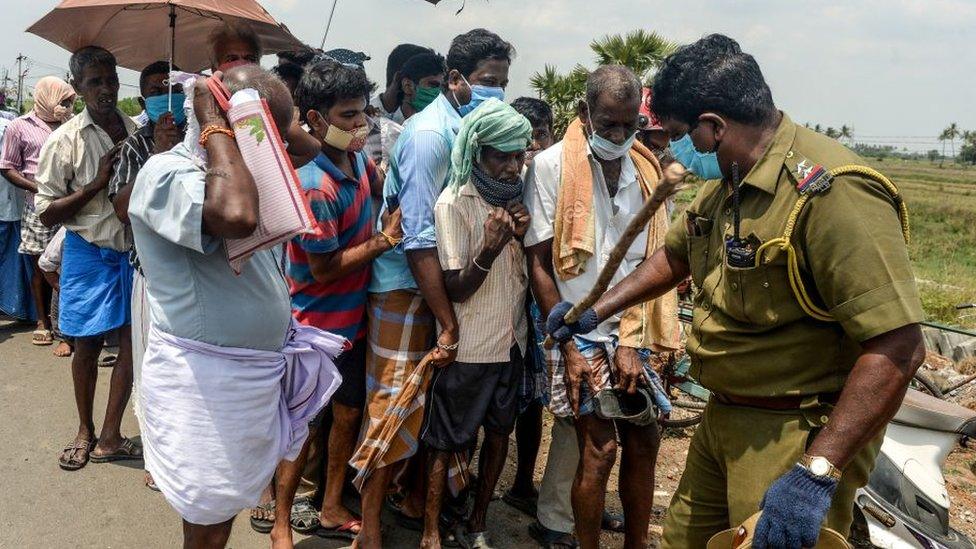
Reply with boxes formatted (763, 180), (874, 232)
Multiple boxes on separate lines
(0, 319), (555, 548)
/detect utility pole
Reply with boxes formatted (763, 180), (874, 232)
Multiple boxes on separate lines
(16, 53), (26, 114)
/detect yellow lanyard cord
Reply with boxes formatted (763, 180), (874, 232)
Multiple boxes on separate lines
(753, 165), (910, 322)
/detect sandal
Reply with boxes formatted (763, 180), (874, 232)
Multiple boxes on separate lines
(90, 437), (143, 463)
(601, 511), (625, 533)
(99, 353), (118, 367)
(289, 496), (321, 535)
(316, 519), (362, 541)
(502, 489), (538, 518)
(145, 471), (160, 492)
(528, 520), (579, 549)
(32, 329), (53, 346)
(249, 501), (275, 534)
(59, 437), (96, 471)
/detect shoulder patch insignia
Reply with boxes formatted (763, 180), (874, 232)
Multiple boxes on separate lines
(791, 155), (832, 195)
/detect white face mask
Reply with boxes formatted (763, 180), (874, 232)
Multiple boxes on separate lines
(586, 106), (636, 160)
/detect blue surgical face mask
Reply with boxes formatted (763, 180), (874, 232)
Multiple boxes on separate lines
(144, 92), (187, 126)
(455, 74), (504, 117)
(586, 106), (637, 161)
(669, 133), (723, 180)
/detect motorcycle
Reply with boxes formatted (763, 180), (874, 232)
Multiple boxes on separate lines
(854, 389), (976, 548)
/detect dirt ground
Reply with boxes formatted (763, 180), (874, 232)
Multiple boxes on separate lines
(2, 316), (973, 548)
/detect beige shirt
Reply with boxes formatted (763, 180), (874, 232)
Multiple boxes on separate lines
(434, 180), (528, 363)
(35, 108), (136, 251)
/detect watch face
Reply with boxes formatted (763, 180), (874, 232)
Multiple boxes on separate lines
(810, 458), (830, 476)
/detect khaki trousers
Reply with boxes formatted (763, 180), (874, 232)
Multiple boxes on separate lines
(536, 415), (578, 534)
(661, 399), (883, 548)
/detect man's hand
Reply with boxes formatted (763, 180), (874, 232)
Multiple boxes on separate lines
(482, 207), (515, 257)
(193, 73), (229, 129)
(545, 301), (599, 344)
(152, 113), (183, 154)
(380, 207), (403, 243)
(429, 329), (459, 368)
(91, 142), (124, 192)
(561, 341), (598, 416)
(753, 465), (838, 549)
(653, 162), (691, 202)
(613, 345), (645, 395)
(507, 202), (530, 239)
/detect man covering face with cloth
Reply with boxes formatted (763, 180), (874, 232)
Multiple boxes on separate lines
(423, 97), (532, 548)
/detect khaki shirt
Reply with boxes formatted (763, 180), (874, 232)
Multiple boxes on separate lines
(35, 108), (136, 251)
(665, 113), (923, 398)
(434, 180), (528, 363)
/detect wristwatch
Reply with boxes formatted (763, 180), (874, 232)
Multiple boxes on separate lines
(800, 454), (843, 481)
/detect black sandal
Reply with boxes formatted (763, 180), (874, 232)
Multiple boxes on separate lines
(289, 496), (321, 535)
(90, 437), (143, 463)
(601, 511), (625, 533)
(249, 501), (275, 534)
(528, 520), (579, 549)
(502, 489), (538, 518)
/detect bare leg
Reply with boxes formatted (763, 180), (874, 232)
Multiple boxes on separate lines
(183, 518), (234, 549)
(511, 401), (543, 498)
(355, 463), (396, 549)
(468, 431), (509, 532)
(29, 255), (51, 332)
(269, 426), (318, 549)
(421, 450), (450, 549)
(71, 336), (103, 444)
(320, 402), (363, 530)
(400, 450), (427, 518)
(572, 415), (618, 549)
(94, 325), (132, 453)
(618, 421), (660, 549)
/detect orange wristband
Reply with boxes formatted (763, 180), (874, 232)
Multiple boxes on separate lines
(199, 125), (235, 147)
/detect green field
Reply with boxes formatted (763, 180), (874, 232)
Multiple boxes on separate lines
(673, 159), (976, 328)
(878, 159), (976, 328)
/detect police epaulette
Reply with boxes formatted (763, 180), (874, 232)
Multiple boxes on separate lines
(786, 152), (832, 195)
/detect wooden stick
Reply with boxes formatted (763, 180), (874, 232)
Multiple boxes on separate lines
(544, 164), (693, 349)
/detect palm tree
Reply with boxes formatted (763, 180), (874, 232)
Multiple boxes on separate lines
(813, 124), (823, 134)
(938, 128), (950, 167)
(531, 30), (678, 137)
(825, 127), (839, 139)
(944, 123), (960, 158)
(839, 125), (853, 145)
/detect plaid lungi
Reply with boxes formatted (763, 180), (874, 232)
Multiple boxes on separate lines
(18, 207), (57, 256)
(350, 289), (435, 491)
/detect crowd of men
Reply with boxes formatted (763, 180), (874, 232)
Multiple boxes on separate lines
(0, 21), (925, 549)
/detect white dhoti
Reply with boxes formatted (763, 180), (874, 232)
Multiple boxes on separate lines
(140, 320), (344, 525)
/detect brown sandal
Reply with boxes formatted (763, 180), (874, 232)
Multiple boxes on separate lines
(90, 437), (143, 463)
(59, 438), (96, 471)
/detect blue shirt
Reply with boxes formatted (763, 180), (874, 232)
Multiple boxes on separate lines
(369, 93), (461, 293)
(128, 143), (292, 351)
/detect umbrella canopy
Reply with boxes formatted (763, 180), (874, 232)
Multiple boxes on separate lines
(27, 0), (304, 73)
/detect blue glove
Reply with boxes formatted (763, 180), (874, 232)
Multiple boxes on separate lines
(545, 301), (599, 344)
(753, 464), (838, 549)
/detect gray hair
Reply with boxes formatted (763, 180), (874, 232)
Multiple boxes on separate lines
(585, 65), (641, 108)
(222, 65), (293, 133)
(208, 21), (263, 67)
(69, 46), (116, 83)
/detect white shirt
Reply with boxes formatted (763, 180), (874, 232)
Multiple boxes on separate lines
(523, 141), (648, 344)
(369, 94), (405, 125)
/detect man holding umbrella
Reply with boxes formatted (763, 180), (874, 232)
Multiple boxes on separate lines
(35, 46), (138, 471)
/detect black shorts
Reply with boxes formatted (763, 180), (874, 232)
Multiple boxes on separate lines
(332, 338), (367, 408)
(421, 346), (523, 452)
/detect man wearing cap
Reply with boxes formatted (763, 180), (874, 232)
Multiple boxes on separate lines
(546, 35), (925, 549)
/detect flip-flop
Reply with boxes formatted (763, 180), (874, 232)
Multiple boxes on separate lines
(32, 329), (54, 346)
(90, 437), (143, 463)
(316, 519), (361, 541)
(502, 489), (538, 518)
(249, 501), (275, 534)
(99, 353), (118, 367)
(58, 437), (97, 471)
(528, 520), (579, 549)
(145, 471), (160, 492)
(289, 496), (321, 535)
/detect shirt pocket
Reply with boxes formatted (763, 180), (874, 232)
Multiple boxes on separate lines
(687, 235), (710, 288)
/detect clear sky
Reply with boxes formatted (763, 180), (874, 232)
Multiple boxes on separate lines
(2, 0), (973, 152)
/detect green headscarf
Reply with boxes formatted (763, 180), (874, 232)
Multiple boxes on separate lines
(449, 97), (532, 190)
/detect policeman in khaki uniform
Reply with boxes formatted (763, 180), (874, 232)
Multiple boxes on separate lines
(546, 34), (926, 549)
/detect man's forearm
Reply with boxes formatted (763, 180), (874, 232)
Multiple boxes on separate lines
(407, 248), (458, 334)
(442, 248), (498, 303)
(592, 246), (689, 321)
(112, 183), (134, 224)
(38, 182), (105, 227)
(311, 234), (391, 284)
(806, 323), (925, 469)
(0, 169), (38, 193)
(526, 242), (562, 318)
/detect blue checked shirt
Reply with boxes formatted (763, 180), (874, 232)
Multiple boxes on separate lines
(369, 93), (461, 293)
